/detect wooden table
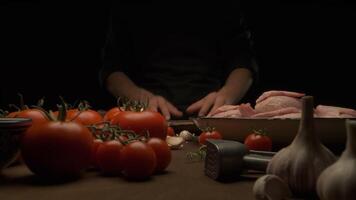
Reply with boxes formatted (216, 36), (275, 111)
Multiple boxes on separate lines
(0, 142), (258, 200)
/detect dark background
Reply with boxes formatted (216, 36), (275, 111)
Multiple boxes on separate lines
(1, 1), (355, 112)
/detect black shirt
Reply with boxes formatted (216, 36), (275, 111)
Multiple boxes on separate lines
(100, 1), (258, 112)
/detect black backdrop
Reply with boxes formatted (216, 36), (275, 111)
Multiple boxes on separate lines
(1, 1), (355, 111)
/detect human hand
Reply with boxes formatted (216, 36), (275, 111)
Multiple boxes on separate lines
(137, 88), (183, 120)
(186, 88), (236, 117)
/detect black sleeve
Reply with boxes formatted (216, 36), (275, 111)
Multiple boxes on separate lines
(99, 9), (130, 87)
(220, 11), (259, 83)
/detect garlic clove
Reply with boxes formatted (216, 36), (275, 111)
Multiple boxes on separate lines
(166, 136), (184, 150)
(253, 174), (292, 200)
(179, 130), (194, 141)
(317, 119), (356, 200)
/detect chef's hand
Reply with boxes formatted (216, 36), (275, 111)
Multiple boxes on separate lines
(138, 88), (183, 120)
(185, 89), (235, 117)
(186, 68), (253, 117)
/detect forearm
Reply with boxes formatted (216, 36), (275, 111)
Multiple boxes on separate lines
(106, 71), (153, 100)
(220, 68), (253, 104)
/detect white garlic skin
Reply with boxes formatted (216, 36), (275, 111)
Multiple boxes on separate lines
(267, 144), (336, 197)
(317, 120), (356, 200)
(316, 156), (356, 200)
(253, 174), (292, 200)
(179, 130), (193, 141)
(266, 96), (336, 197)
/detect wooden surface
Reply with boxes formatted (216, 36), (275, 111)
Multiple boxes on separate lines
(0, 142), (258, 200)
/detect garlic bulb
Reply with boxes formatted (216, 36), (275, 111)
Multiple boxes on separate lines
(317, 119), (356, 200)
(179, 130), (194, 141)
(253, 174), (292, 200)
(266, 96), (336, 197)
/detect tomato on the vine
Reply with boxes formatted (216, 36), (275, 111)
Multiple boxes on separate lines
(14, 109), (49, 125)
(95, 140), (123, 175)
(21, 120), (94, 177)
(244, 131), (272, 151)
(147, 138), (171, 173)
(120, 141), (157, 180)
(103, 107), (122, 122)
(67, 109), (103, 126)
(198, 129), (222, 145)
(111, 111), (167, 140)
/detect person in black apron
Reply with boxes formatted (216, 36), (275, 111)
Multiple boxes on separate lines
(100, 1), (258, 120)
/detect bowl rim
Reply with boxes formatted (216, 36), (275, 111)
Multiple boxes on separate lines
(0, 118), (32, 129)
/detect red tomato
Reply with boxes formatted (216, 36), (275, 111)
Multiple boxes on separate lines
(244, 132), (272, 151)
(103, 107), (122, 122)
(147, 138), (171, 173)
(95, 140), (123, 175)
(67, 109), (103, 126)
(198, 130), (222, 145)
(167, 126), (175, 136)
(111, 111), (168, 140)
(91, 139), (103, 169)
(120, 141), (157, 180)
(21, 121), (94, 177)
(53, 109), (103, 126)
(15, 109), (48, 125)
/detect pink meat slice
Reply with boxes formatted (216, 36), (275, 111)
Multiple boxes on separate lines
(208, 105), (239, 117)
(315, 105), (356, 118)
(255, 96), (303, 113)
(272, 112), (302, 119)
(239, 103), (257, 117)
(211, 109), (242, 118)
(209, 103), (256, 118)
(256, 90), (305, 104)
(252, 107), (301, 118)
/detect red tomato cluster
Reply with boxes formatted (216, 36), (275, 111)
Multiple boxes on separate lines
(92, 137), (171, 180)
(6, 97), (172, 180)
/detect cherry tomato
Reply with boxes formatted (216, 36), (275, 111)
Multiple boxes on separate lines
(111, 111), (168, 140)
(120, 141), (157, 180)
(244, 131), (272, 151)
(198, 130), (222, 145)
(95, 140), (123, 175)
(147, 138), (171, 173)
(21, 121), (94, 177)
(167, 126), (175, 136)
(103, 107), (122, 122)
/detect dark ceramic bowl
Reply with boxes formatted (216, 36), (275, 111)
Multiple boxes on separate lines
(0, 118), (32, 170)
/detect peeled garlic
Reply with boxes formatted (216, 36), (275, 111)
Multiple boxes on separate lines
(266, 96), (336, 197)
(253, 174), (292, 200)
(166, 136), (184, 150)
(317, 119), (356, 200)
(179, 130), (194, 141)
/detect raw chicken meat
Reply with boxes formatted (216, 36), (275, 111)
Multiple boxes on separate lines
(315, 105), (356, 118)
(255, 91), (305, 103)
(255, 96), (303, 113)
(252, 107), (300, 118)
(209, 90), (356, 119)
(209, 103), (255, 118)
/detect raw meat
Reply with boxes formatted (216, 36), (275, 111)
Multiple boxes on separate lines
(255, 96), (303, 113)
(256, 90), (305, 103)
